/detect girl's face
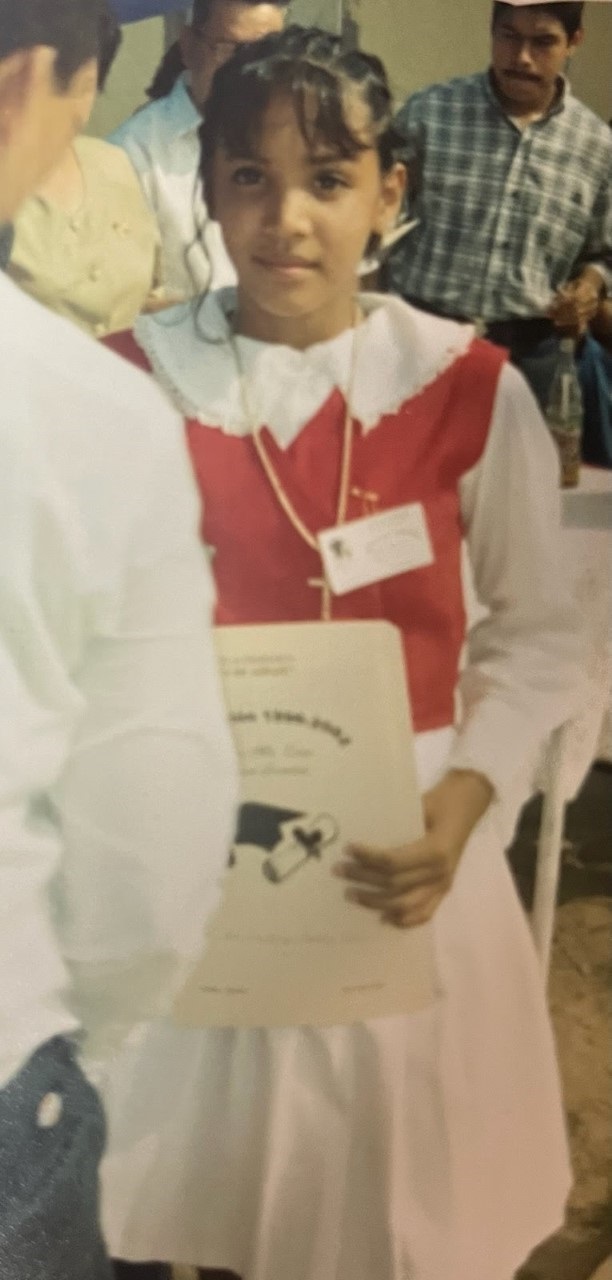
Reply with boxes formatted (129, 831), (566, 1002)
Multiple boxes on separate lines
(210, 89), (405, 347)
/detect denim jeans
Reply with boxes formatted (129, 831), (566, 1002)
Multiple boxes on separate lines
(403, 298), (563, 413)
(0, 1035), (112, 1280)
(515, 338), (564, 412)
(485, 321), (563, 412)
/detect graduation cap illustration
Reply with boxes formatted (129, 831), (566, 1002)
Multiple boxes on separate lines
(230, 802), (339, 885)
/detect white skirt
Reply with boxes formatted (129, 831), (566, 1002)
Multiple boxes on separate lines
(99, 729), (570, 1280)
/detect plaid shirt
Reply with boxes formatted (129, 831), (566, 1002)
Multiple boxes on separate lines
(390, 72), (612, 321)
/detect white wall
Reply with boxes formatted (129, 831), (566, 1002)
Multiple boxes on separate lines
(88, 0), (612, 140)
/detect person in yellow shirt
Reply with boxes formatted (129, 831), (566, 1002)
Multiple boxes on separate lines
(8, 7), (165, 338)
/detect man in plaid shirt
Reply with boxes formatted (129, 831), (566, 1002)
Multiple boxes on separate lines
(390, 1), (611, 405)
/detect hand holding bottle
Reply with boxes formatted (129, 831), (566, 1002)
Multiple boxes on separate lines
(545, 338), (583, 488)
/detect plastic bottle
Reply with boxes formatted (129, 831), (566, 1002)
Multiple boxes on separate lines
(545, 337), (583, 488)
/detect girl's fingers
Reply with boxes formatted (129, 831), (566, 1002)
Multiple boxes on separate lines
(345, 840), (434, 871)
(334, 860), (445, 892)
(383, 891), (445, 929)
(341, 841), (448, 878)
(345, 880), (447, 916)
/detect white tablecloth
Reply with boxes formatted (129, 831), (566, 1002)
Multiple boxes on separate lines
(463, 465), (612, 797)
(560, 467), (612, 771)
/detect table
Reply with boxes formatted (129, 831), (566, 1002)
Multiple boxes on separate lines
(559, 466), (612, 772)
(462, 465), (612, 975)
(532, 466), (612, 974)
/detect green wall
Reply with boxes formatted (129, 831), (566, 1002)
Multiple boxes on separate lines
(88, 17), (165, 138)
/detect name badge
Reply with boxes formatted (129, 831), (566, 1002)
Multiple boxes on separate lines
(318, 503), (434, 596)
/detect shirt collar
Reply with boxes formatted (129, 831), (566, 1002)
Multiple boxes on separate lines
(165, 72), (203, 138)
(484, 67), (568, 123)
(133, 288), (474, 443)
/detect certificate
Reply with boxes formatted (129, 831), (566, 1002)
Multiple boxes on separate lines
(174, 620), (436, 1028)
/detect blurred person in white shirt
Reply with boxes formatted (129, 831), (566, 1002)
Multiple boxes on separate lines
(109, 0), (288, 301)
(0, 2), (238, 1276)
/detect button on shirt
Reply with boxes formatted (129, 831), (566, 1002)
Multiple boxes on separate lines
(110, 76), (235, 300)
(0, 273), (238, 1088)
(390, 72), (612, 322)
(9, 137), (160, 339)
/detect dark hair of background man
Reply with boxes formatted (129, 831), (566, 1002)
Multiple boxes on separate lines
(147, 0), (289, 99)
(491, 2), (584, 39)
(0, 0), (115, 85)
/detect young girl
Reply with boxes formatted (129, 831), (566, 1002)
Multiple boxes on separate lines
(102, 28), (583, 1280)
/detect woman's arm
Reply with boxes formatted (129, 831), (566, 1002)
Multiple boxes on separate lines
(447, 363), (585, 798)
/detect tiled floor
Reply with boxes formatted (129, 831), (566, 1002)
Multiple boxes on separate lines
(510, 764), (612, 1280)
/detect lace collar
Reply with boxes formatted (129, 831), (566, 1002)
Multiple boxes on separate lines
(133, 289), (474, 448)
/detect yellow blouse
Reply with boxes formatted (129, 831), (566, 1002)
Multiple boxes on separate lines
(9, 137), (161, 338)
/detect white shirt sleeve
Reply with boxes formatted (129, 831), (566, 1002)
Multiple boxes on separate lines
(54, 405), (239, 1063)
(0, 431), (87, 1082)
(0, 352), (238, 1076)
(446, 362), (586, 804)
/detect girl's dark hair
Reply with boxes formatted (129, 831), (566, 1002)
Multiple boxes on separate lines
(0, 0), (119, 88)
(491, 2), (584, 40)
(200, 24), (405, 205)
(97, 8), (122, 91)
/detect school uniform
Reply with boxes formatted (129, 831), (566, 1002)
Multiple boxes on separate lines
(101, 290), (583, 1280)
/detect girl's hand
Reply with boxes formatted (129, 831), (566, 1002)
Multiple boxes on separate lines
(333, 769), (493, 928)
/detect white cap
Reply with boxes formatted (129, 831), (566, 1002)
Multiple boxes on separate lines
(560, 337), (576, 354)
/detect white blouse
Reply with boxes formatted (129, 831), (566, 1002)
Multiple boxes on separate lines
(0, 275), (238, 1088)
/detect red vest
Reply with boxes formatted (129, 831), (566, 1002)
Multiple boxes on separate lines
(107, 332), (505, 732)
